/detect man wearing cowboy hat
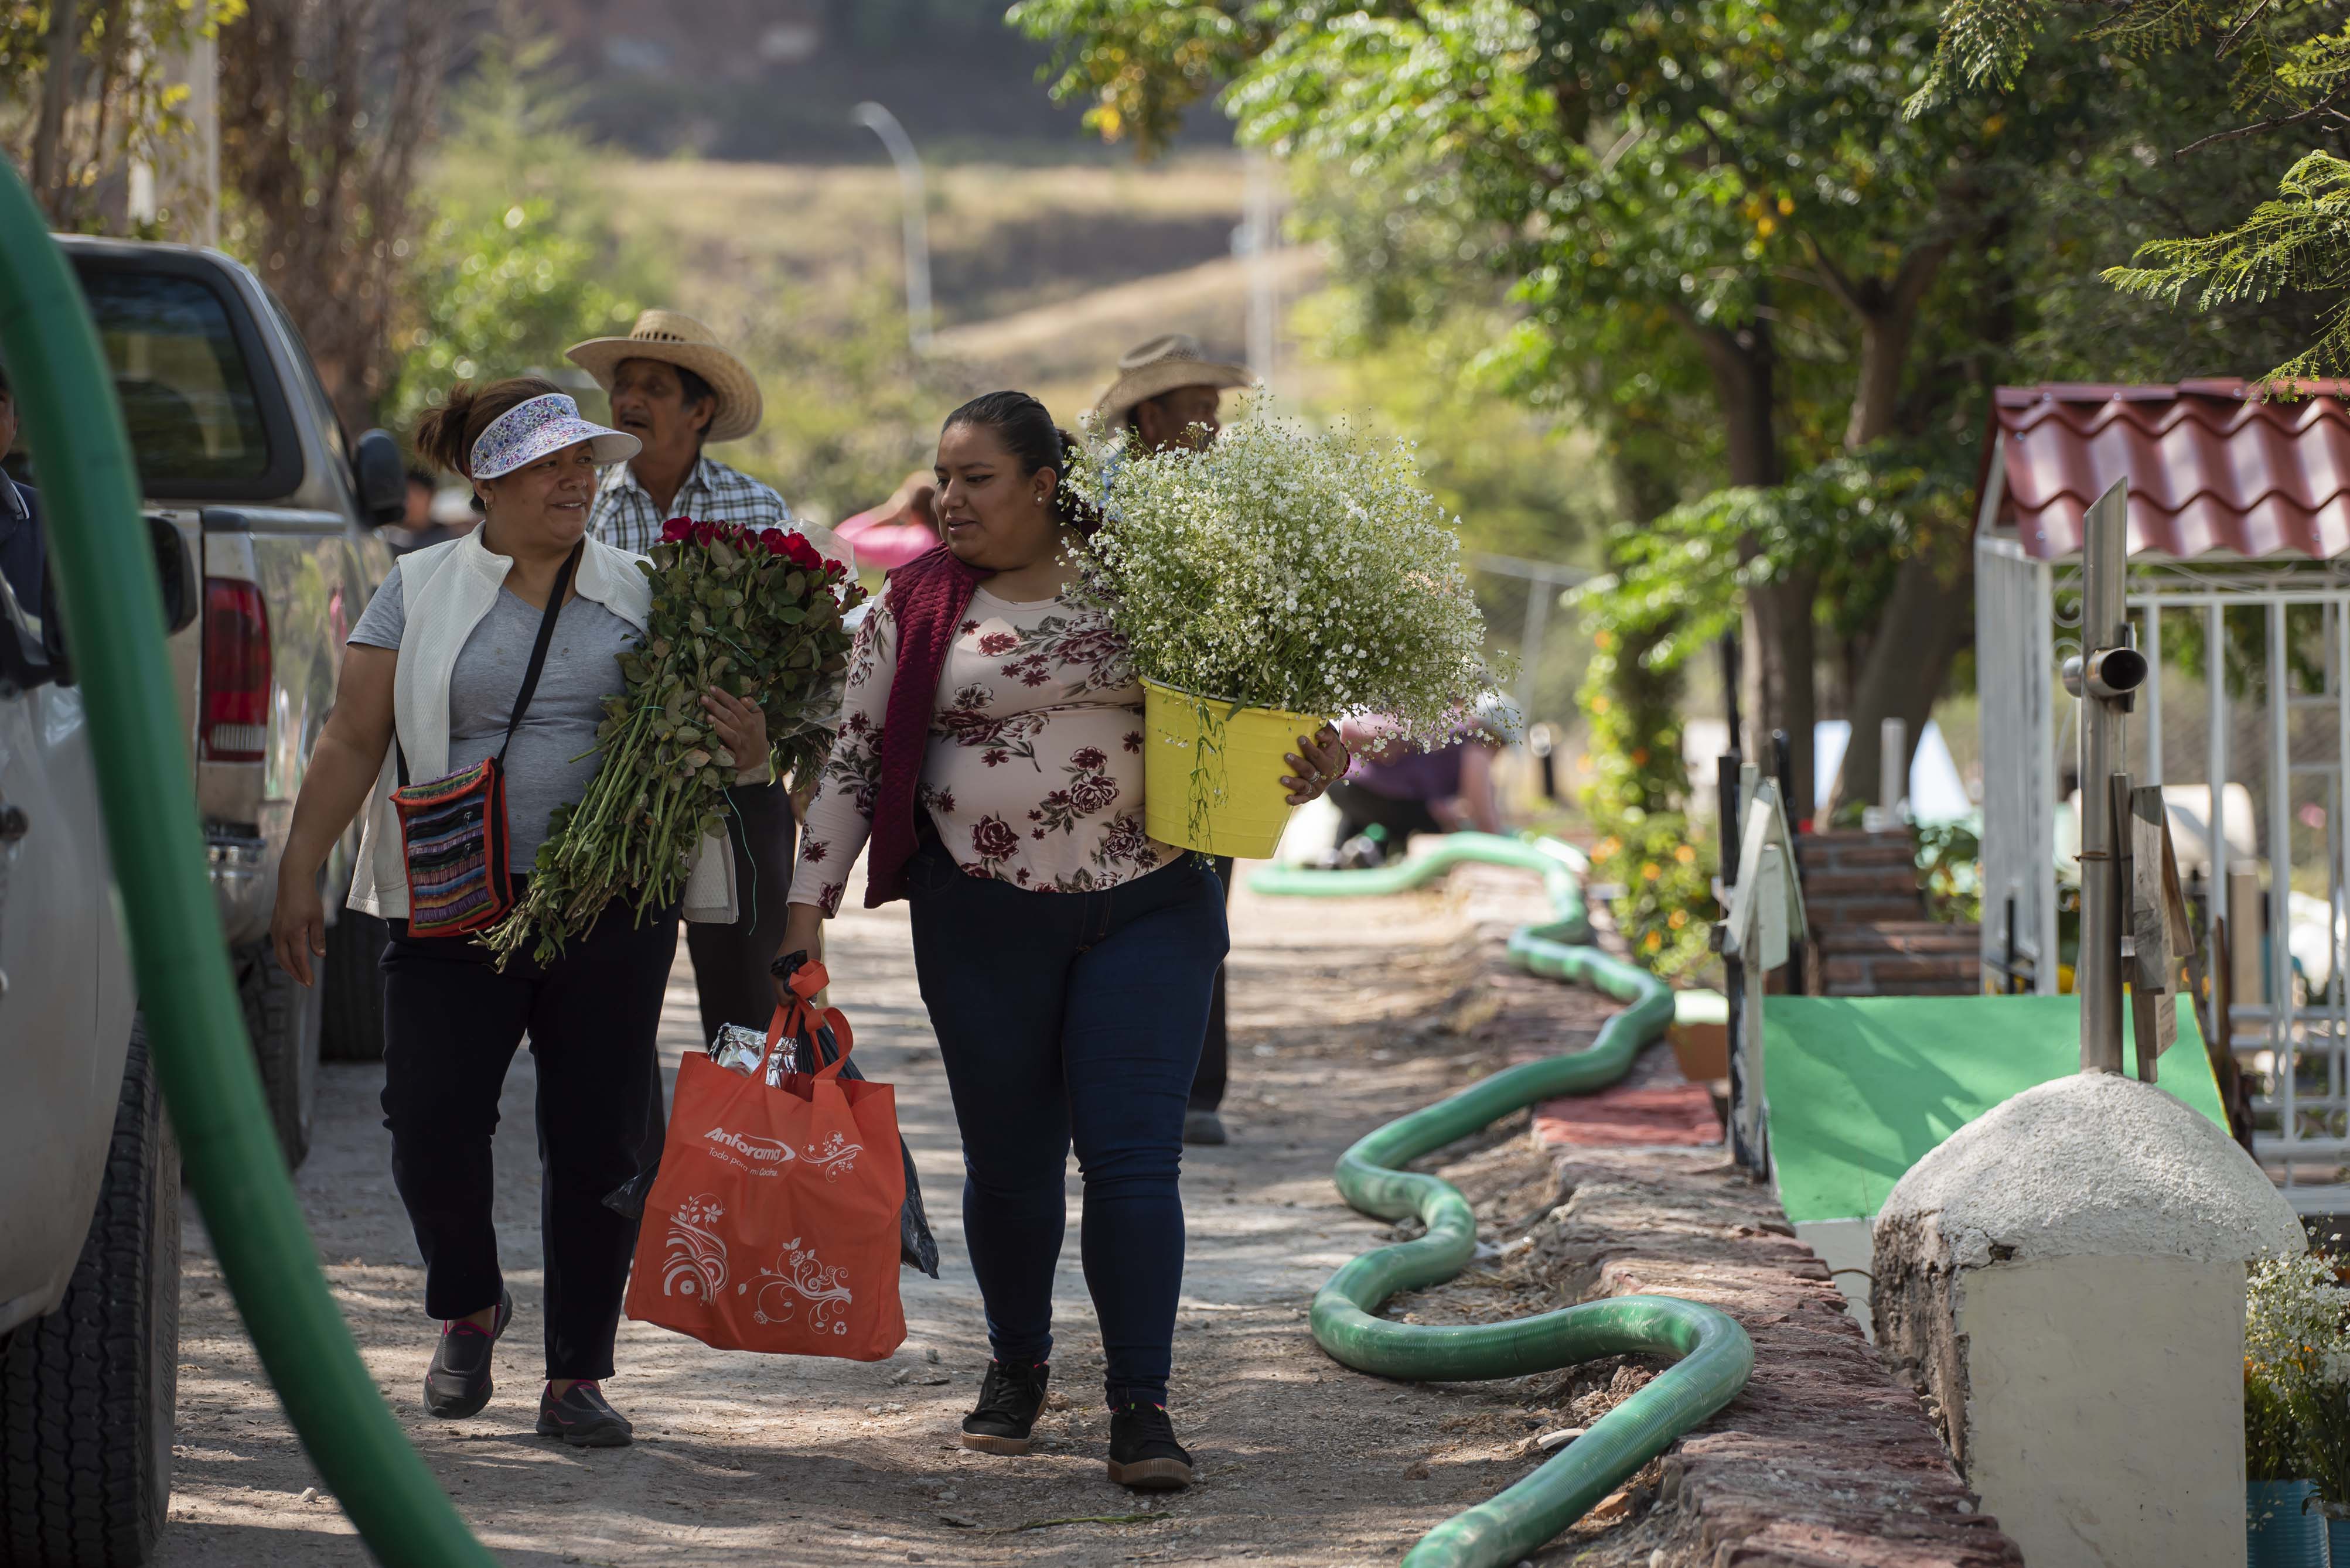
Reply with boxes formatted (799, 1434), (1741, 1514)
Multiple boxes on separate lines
(1091, 333), (1255, 1147)
(567, 309), (843, 1049)
(1094, 332), (1252, 453)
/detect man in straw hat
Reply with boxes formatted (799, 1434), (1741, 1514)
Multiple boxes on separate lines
(1092, 333), (1255, 1147)
(1093, 332), (1252, 453)
(567, 309), (845, 1050)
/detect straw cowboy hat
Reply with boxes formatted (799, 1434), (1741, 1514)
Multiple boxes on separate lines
(1092, 333), (1252, 426)
(565, 310), (763, 443)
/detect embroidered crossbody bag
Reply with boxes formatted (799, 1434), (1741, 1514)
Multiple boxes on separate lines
(390, 542), (581, 938)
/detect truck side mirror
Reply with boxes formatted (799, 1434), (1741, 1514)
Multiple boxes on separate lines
(353, 428), (407, 527)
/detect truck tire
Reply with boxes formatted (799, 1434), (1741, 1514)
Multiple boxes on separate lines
(237, 940), (320, 1170)
(320, 909), (387, 1063)
(0, 1023), (181, 1567)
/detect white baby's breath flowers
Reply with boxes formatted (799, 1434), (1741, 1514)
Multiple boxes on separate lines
(2248, 1252), (2349, 1378)
(1072, 398), (1503, 746)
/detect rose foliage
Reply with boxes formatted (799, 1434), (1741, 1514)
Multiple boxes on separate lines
(484, 518), (865, 963)
(1073, 400), (1505, 746)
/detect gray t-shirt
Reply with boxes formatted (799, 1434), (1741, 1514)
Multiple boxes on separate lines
(349, 573), (640, 872)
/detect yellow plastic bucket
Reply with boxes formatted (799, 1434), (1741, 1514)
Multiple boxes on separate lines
(1140, 678), (1326, 859)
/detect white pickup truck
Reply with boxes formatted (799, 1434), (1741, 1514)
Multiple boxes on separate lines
(0, 237), (403, 1564)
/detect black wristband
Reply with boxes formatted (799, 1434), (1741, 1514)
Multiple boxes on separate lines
(768, 948), (810, 980)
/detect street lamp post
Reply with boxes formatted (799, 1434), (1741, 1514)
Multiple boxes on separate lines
(851, 101), (934, 356)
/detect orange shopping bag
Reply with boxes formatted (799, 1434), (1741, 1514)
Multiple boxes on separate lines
(625, 963), (907, 1361)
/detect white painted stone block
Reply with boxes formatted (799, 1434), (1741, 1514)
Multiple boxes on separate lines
(1874, 1072), (2302, 1568)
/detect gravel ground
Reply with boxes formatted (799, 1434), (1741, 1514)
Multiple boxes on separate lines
(155, 865), (1631, 1567)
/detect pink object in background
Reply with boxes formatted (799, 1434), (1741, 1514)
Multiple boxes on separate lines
(834, 505), (938, 570)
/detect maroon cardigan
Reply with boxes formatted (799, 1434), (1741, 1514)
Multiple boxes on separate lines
(861, 544), (989, 907)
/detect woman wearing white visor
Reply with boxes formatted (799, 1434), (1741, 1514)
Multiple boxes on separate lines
(268, 378), (770, 1448)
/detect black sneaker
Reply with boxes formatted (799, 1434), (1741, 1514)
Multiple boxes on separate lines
(1183, 1109), (1229, 1146)
(536, 1380), (633, 1448)
(1107, 1402), (1193, 1490)
(423, 1288), (511, 1419)
(960, 1359), (1050, 1455)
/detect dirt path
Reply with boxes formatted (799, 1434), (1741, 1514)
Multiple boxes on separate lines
(158, 867), (1587, 1567)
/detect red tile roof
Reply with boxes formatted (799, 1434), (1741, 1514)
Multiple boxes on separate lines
(1981, 380), (2350, 561)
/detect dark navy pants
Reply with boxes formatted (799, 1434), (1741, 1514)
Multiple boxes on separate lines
(906, 836), (1229, 1408)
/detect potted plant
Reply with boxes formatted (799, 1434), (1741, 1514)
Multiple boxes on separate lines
(2246, 1252), (2338, 1566)
(1076, 402), (1502, 858)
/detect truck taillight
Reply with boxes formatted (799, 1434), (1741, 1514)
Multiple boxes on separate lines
(201, 578), (271, 763)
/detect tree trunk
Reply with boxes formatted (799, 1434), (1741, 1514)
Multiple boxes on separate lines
(1826, 545), (1974, 818)
(32, 0), (79, 222)
(1679, 306), (1817, 815)
(219, 0), (452, 435)
(1824, 238), (1960, 814)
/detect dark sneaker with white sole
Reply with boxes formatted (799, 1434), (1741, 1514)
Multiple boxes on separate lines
(424, 1288), (511, 1419)
(536, 1381), (633, 1448)
(960, 1359), (1051, 1454)
(1107, 1402), (1193, 1490)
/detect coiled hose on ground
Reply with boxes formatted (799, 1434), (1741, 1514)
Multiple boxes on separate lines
(1251, 836), (1755, 1568)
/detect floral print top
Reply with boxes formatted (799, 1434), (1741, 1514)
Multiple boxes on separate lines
(788, 586), (1183, 913)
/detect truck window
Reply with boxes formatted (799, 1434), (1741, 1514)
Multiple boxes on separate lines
(77, 269), (271, 486)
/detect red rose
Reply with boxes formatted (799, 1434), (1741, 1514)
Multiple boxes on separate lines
(759, 527), (790, 555)
(782, 532), (823, 570)
(691, 521), (718, 546)
(660, 516), (694, 543)
(822, 557), (845, 576)
(971, 815), (1021, 861)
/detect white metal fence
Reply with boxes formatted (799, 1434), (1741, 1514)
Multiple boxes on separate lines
(1978, 530), (2350, 1207)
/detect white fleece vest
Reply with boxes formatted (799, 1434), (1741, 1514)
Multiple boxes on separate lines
(346, 529), (743, 924)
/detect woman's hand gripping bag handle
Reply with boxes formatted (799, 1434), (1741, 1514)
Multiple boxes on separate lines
(770, 950), (942, 1277)
(623, 959), (908, 1361)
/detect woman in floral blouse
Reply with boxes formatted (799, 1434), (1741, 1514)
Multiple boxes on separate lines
(779, 392), (1345, 1492)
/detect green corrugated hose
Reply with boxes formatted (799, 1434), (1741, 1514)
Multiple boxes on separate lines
(1252, 831), (1591, 946)
(1254, 839), (1754, 1568)
(0, 168), (500, 1564)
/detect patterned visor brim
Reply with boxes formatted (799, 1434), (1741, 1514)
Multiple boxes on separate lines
(468, 392), (641, 480)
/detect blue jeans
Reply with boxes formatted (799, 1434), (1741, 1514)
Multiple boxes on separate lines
(906, 837), (1229, 1408)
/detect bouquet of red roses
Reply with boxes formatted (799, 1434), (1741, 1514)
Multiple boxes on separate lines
(483, 517), (867, 962)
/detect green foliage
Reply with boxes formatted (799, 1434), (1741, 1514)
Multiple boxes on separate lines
(1574, 443), (1979, 675)
(2243, 1251), (2350, 1488)
(1919, 0), (2350, 384)
(388, 32), (664, 429)
(2247, 1362), (2307, 1484)
(486, 526), (865, 965)
(1915, 819), (1983, 924)
(0, 0), (243, 233)
(1007, 0), (1274, 152)
(2106, 150), (2350, 382)
(1577, 613), (1714, 978)
(1588, 814), (1717, 980)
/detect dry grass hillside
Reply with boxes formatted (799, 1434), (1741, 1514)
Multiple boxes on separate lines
(602, 153), (1303, 415)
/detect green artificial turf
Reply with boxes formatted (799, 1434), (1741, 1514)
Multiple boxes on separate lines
(1761, 994), (2226, 1226)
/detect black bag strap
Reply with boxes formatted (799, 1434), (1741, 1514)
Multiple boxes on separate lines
(393, 541), (584, 788)
(496, 541), (582, 764)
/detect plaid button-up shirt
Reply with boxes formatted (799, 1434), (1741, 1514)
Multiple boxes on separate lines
(588, 453), (794, 556)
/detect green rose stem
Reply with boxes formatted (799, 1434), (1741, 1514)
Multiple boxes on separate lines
(479, 532), (863, 966)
